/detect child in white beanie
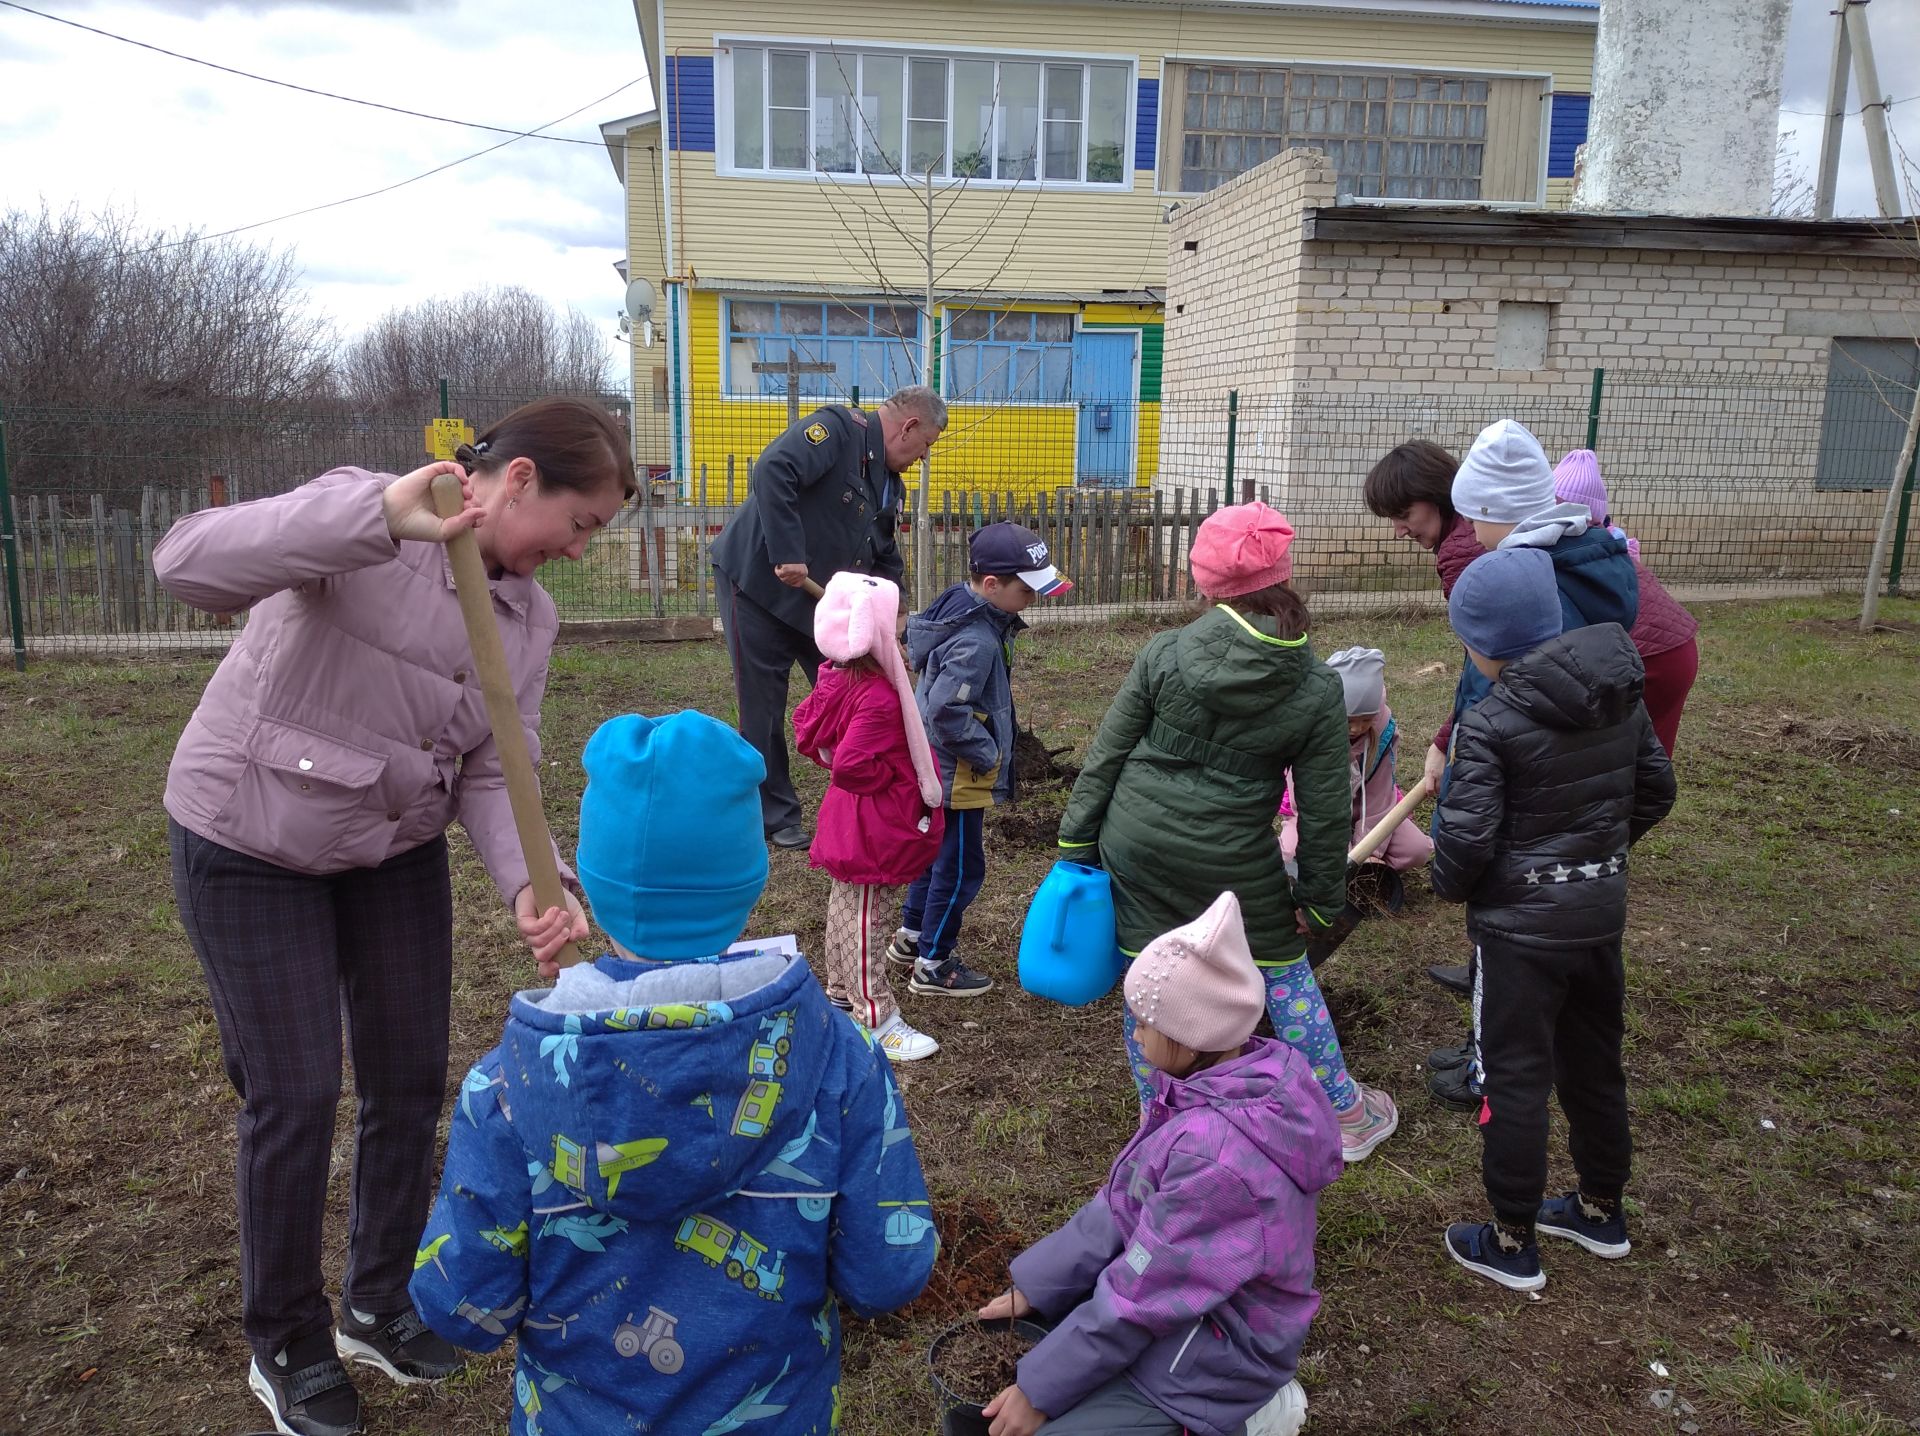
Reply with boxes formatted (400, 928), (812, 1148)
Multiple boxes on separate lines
(1280, 646), (1432, 883)
(975, 891), (1338, 1436)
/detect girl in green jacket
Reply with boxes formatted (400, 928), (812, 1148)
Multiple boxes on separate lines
(1059, 503), (1398, 1163)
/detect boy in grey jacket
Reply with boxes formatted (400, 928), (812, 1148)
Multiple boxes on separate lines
(887, 523), (1069, 997)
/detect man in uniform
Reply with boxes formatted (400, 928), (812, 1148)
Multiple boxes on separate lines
(711, 384), (948, 848)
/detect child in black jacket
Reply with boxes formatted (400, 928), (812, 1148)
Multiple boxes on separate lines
(1430, 547), (1676, 1291)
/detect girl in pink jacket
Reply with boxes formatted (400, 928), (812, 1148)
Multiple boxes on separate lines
(793, 572), (946, 1060)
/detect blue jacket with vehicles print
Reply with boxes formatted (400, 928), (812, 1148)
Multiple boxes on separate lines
(410, 947), (937, 1436)
(906, 581), (1025, 810)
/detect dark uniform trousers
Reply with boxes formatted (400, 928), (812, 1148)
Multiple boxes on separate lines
(717, 575), (827, 835)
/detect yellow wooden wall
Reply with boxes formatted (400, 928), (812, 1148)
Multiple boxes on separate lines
(658, 0), (1595, 295)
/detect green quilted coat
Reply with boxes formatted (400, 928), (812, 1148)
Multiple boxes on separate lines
(1058, 603), (1351, 966)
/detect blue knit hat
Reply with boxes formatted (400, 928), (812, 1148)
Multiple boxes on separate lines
(576, 712), (769, 960)
(1449, 548), (1564, 661)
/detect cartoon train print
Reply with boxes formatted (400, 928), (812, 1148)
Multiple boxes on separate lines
(731, 1079), (782, 1138)
(605, 1001), (736, 1032)
(673, 1213), (787, 1299)
(611, 1306), (685, 1373)
(748, 1011), (793, 1080)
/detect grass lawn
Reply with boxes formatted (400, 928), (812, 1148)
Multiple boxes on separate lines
(1, 596), (1917, 1435)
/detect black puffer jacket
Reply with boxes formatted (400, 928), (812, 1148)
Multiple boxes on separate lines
(1430, 623), (1676, 950)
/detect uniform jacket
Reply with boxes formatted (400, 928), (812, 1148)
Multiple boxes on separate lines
(710, 405), (904, 634)
(905, 583), (1024, 809)
(793, 663), (945, 886)
(1008, 1038), (1343, 1436)
(1058, 604), (1350, 964)
(1430, 624), (1677, 951)
(153, 468), (568, 899)
(410, 948), (937, 1436)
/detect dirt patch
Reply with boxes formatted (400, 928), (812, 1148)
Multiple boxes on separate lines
(904, 1195), (1029, 1322)
(1750, 713), (1920, 771)
(930, 1320), (1038, 1407)
(1796, 616), (1920, 639)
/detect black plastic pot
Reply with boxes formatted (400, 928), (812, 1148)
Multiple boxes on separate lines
(926, 1316), (1048, 1436)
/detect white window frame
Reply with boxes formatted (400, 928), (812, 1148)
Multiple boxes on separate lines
(716, 34), (1137, 192)
(1155, 54), (1551, 206)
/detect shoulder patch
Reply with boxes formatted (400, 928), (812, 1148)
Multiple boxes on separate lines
(804, 422), (829, 445)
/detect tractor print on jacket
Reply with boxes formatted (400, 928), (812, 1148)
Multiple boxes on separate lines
(409, 948), (936, 1436)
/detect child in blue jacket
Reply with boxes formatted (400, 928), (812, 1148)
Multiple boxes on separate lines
(887, 522), (1070, 998)
(410, 711), (937, 1436)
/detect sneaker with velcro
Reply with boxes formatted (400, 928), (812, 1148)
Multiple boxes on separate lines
(335, 1305), (465, 1385)
(247, 1330), (362, 1436)
(1444, 1220), (1546, 1292)
(1535, 1191), (1632, 1258)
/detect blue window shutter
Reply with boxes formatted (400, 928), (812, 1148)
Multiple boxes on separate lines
(668, 56), (715, 153)
(1548, 93), (1589, 179)
(1135, 77), (1158, 174)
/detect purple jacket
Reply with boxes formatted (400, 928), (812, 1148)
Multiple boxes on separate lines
(155, 468), (571, 900)
(1008, 1038), (1344, 1435)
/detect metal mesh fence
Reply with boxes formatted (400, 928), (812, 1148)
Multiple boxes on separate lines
(2, 370), (1913, 659)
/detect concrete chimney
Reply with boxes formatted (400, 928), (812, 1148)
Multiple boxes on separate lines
(1572, 0), (1791, 216)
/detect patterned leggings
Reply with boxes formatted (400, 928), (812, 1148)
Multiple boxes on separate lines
(1124, 956), (1358, 1113)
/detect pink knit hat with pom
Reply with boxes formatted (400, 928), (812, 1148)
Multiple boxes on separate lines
(812, 572), (943, 808)
(1189, 502), (1296, 599)
(1552, 449), (1610, 527)
(1124, 891), (1266, 1054)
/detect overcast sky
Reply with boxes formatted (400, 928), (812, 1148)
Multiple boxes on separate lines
(0, 0), (1913, 375)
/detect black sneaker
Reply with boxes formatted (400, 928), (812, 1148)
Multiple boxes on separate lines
(335, 1306), (465, 1385)
(885, 930), (921, 969)
(767, 824), (811, 850)
(1427, 1061), (1482, 1111)
(248, 1331), (362, 1436)
(908, 954), (994, 998)
(1444, 1221), (1545, 1292)
(1427, 1038), (1473, 1072)
(1535, 1192), (1632, 1259)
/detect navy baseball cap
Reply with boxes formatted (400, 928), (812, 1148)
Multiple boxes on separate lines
(968, 522), (1072, 597)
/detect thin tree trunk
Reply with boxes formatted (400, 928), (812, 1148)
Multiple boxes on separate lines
(1860, 383), (1920, 631)
(916, 163), (935, 611)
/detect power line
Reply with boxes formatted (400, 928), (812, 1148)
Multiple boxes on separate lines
(1781, 93), (1919, 119)
(117, 74), (648, 257)
(0, 0), (625, 147)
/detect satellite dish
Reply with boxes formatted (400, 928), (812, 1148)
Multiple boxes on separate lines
(624, 278), (657, 323)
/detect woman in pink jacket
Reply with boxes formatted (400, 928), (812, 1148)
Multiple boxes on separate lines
(792, 571), (945, 1060)
(152, 398), (632, 1436)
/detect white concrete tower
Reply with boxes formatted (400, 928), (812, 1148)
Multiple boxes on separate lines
(1572, 0), (1792, 216)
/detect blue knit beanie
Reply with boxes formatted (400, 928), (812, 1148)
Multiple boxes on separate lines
(1449, 548), (1564, 661)
(576, 712), (769, 960)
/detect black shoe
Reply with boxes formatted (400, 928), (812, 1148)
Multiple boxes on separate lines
(1535, 1192), (1632, 1259)
(1427, 1039), (1473, 1073)
(248, 1331), (362, 1436)
(335, 1306), (465, 1385)
(1426, 963), (1472, 994)
(885, 930), (921, 969)
(1428, 1062), (1483, 1111)
(768, 824), (810, 850)
(908, 954), (995, 998)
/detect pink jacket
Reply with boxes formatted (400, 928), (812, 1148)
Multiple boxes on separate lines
(154, 468), (571, 901)
(793, 664), (944, 887)
(1281, 706), (1432, 872)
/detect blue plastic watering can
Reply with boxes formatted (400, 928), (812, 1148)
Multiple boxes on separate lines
(1017, 861), (1125, 1007)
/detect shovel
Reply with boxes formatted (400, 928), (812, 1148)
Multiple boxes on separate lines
(1303, 775), (1432, 969)
(430, 473), (581, 969)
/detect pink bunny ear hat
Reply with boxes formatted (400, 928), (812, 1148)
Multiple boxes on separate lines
(813, 571), (943, 808)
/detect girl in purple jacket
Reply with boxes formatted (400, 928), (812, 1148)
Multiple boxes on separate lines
(153, 399), (633, 1436)
(977, 891), (1341, 1436)
(792, 571), (946, 1060)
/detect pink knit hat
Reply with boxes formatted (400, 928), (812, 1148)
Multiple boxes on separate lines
(1123, 891), (1266, 1054)
(1189, 502), (1296, 599)
(813, 572), (943, 808)
(1552, 449), (1610, 527)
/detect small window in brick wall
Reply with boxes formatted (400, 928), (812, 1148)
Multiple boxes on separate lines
(1494, 301), (1550, 370)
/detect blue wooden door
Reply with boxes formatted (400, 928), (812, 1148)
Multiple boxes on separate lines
(1072, 331), (1138, 486)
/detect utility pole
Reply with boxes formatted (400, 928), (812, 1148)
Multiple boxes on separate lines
(1817, 1), (1904, 220)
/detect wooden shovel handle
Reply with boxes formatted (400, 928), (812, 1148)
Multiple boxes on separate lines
(430, 473), (580, 969)
(801, 575), (825, 599)
(1346, 775), (1433, 867)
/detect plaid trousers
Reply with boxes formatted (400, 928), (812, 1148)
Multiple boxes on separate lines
(169, 819), (454, 1361)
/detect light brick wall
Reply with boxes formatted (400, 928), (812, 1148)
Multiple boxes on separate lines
(1156, 150), (1920, 591)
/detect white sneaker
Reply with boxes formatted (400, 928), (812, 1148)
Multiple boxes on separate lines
(874, 1012), (940, 1062)
(1245, 1379), (1308, 1436)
